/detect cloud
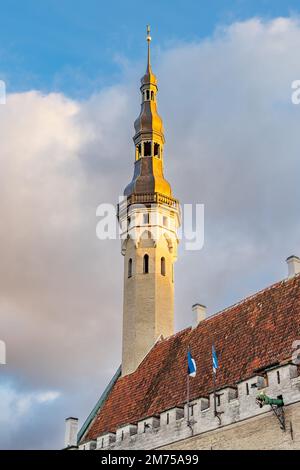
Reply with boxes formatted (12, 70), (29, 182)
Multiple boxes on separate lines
(0, 382), (60, 449)
(1, 16), (300, 448)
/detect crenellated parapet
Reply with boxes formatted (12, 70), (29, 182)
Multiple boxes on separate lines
(78, 363), (300, 450)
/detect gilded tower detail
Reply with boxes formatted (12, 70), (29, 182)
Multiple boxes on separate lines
(118, 27), (181, 376)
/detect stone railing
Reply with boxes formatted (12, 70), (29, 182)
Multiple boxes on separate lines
(78, 363), (300, 450)
(117, 193), (179, 218)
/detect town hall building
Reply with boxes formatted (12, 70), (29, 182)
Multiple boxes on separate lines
(64, 28), (300, 451)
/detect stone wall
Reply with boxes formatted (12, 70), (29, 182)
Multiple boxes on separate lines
(161, 402), (300, 450)
(79, 363), (300, 450)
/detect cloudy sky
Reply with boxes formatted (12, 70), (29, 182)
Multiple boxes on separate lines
(1, 1), (300, 449)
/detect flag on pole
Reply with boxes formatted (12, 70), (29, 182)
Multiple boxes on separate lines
(212, 345), (218, 374)
(187, 350), (197, 377)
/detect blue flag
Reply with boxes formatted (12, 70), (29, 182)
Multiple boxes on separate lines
(212, 345), (218, 374)
(187, 350), (197, 377)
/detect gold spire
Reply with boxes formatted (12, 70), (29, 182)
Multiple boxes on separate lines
(141, 25), (157, 87)
(124, 27), (172, 198)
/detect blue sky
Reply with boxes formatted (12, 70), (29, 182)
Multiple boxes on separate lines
(2, 0), (300, 450)
(1, 0), (300, 97)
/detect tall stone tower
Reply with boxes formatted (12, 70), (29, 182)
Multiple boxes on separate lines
(118, 27), (181, 376)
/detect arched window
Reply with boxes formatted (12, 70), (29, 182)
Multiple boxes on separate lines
(146, 90), (150, 100)
(128, 258), (132, 278)
(136, 144), (141, 160)
(161, 257), (166, 276)
(143, 254), (149, 274)
(144, 141), (151, 156)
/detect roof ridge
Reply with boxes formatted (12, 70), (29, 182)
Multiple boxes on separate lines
(206, 274), (299, 321)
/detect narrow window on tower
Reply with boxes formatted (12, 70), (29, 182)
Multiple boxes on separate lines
(161, 257), (166, 276)
(154, 142), (160, 158)
(146, 90), (150, 100)
(136, 145), (141, 160)
(144, 141), (151, 157)
(143, 213), (149, 224)
(128, 258), (132, 278)
(277, 371), (281, 384)
(143, 254), (149, 274)
(151, 90), (154, 100)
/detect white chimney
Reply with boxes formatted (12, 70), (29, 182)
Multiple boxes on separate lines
(286, 255), (300, 278)
(64, 417), (78, 448)
(192, 304), (207, 327)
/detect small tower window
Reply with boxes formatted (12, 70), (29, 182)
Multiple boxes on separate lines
(144, 141), (151, 157)
(163, 216), (168, 227)
(143, 213), (149, 224)
(146, 90), (150, 100)
(143, 254), (149, 274)
(136, 144), (141, 160)
(128, 258), (132, 278)
(246, 383), (249, 395)
(277, 371), (281, 384)
(154, 143), (160, 158)
(151, 91), (154, 100)
(161, 257), (166, 276)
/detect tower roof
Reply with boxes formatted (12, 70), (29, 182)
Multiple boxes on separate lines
(124, 26), (172, 199)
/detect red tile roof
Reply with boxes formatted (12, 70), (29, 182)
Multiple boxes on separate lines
(83, 274), (300, 442)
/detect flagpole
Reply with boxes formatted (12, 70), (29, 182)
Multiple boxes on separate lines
(213, 367), (217, 417)
(187, 372), (190, 424)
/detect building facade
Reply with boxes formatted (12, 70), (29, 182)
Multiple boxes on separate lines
(67, 29), (300, 451)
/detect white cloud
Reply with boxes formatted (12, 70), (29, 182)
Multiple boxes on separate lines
(0, 16), (300, 448)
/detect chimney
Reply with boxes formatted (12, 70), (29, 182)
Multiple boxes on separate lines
(286, 255), (300, 278)
(64, 417), (78, 448)
(192, 303), (206, 328)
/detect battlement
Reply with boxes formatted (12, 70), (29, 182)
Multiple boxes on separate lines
(79, 363), (300, 450)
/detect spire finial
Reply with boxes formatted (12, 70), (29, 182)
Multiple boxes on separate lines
(146, 25), (151, 71)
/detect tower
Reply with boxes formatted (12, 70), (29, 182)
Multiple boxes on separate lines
(118, 27), (181, 376)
